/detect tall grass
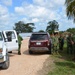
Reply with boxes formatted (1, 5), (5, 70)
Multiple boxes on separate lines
(48, 39), (75, 75)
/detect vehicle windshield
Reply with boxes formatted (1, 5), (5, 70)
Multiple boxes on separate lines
(0, 32), (3, 40)
(30, 34), (48, 40)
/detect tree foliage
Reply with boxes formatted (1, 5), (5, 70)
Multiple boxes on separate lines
(66, 28), (75, 34)
(65, 0), (75, 22)
(13, 21), (35, 33)
(38, 30), (45, 32)
(46, 20), (59, 34)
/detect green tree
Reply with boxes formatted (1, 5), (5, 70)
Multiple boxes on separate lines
(59, 31), (65, 34)
(66, 28), (75, 34)
(65, 0), (75, 22)
(38, 30), (45, 32)
(13, 21), (35, 33)
(46, 20), (59, 34)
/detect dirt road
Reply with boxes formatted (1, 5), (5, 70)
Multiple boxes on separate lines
(0, 38), (53, 75)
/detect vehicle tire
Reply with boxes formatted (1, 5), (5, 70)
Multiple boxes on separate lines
(2, 53), (10, 69)
(48, 50), (51, 54)
(29, 50), (33, 54)
(48, 45), (51, 54)
(8, 51), (12, 53)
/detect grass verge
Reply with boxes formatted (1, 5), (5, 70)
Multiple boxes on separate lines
(48, 42), (75, 75)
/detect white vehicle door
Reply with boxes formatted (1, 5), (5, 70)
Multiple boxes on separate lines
(3, 30), (18, 51)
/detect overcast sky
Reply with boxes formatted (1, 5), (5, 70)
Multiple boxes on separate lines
(0, 0), (75, 31)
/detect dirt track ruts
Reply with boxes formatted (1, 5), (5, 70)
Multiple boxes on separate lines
(0, 38), (54, 75)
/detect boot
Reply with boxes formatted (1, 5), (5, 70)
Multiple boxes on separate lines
(18, 51), (21, 55)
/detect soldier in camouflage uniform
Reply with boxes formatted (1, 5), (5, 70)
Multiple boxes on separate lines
(17, 32), (23, 55)
(67, 33), (73, 54)
(52, 33), (59, 54)
(50, 33), (54, 53)
(58, 34), (64, 51)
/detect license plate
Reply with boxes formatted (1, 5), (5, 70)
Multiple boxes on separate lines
(36, 42), (41, 45)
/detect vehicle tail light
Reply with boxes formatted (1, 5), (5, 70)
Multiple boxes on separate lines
(46, 40), (50, 46)
(29, 41), (35, 48)
(30, 41), (35, 45)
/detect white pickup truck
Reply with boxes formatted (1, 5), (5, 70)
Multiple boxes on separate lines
(0, 30), (18, 69)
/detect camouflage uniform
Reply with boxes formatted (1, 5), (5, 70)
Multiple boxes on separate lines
(58, 35), (64, 51)
(17, 34), (23, 55)
(52, 34), (59, 54)
(51, 34), (54, 53)
(67, 34), (73, 54)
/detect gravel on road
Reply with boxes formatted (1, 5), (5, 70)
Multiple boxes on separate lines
(0, 38), (54, 75)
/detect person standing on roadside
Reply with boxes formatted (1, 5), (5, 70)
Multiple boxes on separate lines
(50, 33), (55, 53)
(58, 34), (64, 51)
(52, 33), (59, 54)
(67, 33), (74, 54)
(17, 32), (23, 55)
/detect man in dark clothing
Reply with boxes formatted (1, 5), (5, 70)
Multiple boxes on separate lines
(67, 33), (74, 54)
(17, 32), (23, 55)
(58, 34), (64, 51)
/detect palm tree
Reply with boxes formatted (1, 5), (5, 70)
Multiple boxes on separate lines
(65, 0), (75, 22)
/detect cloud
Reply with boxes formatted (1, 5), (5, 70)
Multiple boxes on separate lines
(31, 18), (39, 23)
(0, 5), (9, 25)
(22, 17), (39, 23)
(0, 0), (74, 31)
(0, 5), (8, 15)
(0, 5), (17, 30)
(15, 7), (25, 15)
(15, 4), (57, 20)
(15, 0), (66, 18)
(0, 0), (12, 6)
(14, 0), (71, 31)
(33, 0), (65, 9)
(52, 0), (65, 5)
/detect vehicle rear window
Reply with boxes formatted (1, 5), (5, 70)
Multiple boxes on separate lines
(30, 34), (48, 40)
